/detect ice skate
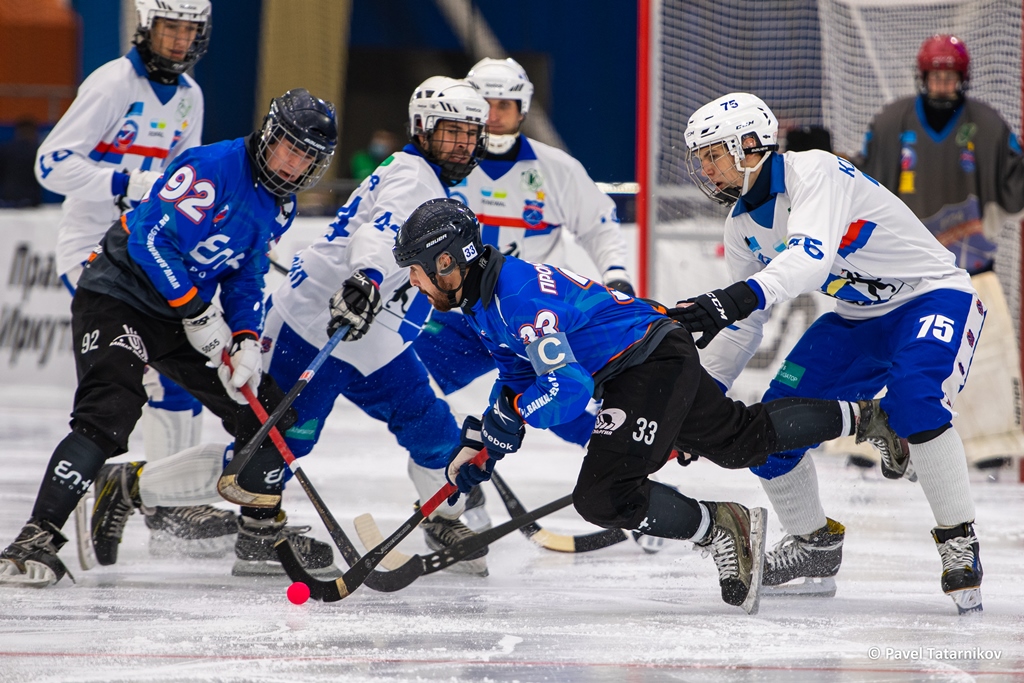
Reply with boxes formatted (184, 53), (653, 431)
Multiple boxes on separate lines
(0, 519), (73, 588)
(90, 461), (144, 566)
(932, 522), (983, 615)
(420, 503), (489, 577)
(695, 502), (766, 614)
(762, 518), (844, 597)
(144, 506), (237, 558)
(461, 485), (492, 533)
(233, 512), (337, 577)
(855, 399), (916, 481)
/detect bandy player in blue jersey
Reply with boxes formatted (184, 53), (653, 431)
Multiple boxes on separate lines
(679, 92), (983, 614)
(392, 198), (901, 613)
(0, 89), (338, 588)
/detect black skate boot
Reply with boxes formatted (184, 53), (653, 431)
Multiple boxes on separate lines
(855, 399), (916, 481)
(90, 461), (144, 566)
(0, 519), (73, 587)
(144, 506), (238, 558)
(233, 512), (337, 577)
(763, 518), (844, 597)
(932, 522), (983, 615)
(461, 485), (492, 533)
(694, 502), (766, 614)
(420, 503), (489, 577)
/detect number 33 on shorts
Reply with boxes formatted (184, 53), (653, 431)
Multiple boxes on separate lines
(633, 417), (658, 444)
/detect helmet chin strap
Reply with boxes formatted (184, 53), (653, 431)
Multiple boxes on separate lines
(739, 151), (772, 196)
(485, 133), (519, 155)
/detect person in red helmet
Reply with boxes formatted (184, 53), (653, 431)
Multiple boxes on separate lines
(856, 34), (1024, 275)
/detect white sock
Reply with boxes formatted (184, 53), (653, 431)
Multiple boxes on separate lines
(407, 458), (466, 520)
(139, 443), (229, 507)
(909, 427), (975, 527)
(759, 454), (827, 536)
(690, 502), (710, 542)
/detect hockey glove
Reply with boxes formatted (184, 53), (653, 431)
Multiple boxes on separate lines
(674, 449), (700, 467)
(444, 415), (493, 505)
(604, 277), (636, 298)
(218, 333), (262, 405)
(327, 270), (382, 341)
(183, 305), (232, 366)
(668, 280), (759, 349)
(481, 386), (526, 457)
(115, 168), (163, 213)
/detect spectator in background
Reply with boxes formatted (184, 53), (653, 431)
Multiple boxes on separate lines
(785, 125), (832, 154)
(349, 128), (400, 181)
(856, 34), (1024, 274)
(0, 118), (42, 207)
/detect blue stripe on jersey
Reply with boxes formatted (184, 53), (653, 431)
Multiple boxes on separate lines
(838, 219), (878, 257)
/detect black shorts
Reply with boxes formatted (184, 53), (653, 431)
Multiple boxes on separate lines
(71, 288), (288, 454)
(573, 327), (777, 529)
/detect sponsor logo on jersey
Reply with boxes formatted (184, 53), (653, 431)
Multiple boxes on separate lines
(213, 204), (230, 223)
(956, 123), (977, 146)
(110, 324), (148, 362)
(480, 187), (507, 199)
(177, 97), (193, 120)
(113, 120), (139, 153)
(285, 418), (319, 441)
(523, 199), (544, 226)
(774, 360), (805, 389)
(520, 168), (544, 192)
(127, 101), (144, 117)
(593, 408), (627, 436)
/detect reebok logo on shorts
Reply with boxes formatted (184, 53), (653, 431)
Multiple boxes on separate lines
(593, 408), (627, 436)
(109, 325), (148, 362)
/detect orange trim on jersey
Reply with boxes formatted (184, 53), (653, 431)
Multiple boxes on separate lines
(167, 287), (198, 308)
(512, 392), (523, 418)
(86, 251), (98, 263)
(601, 322), (654, 369)
(232, 329), (259, 339)
(120, 215), (130, 233)
(475, 214), (554, 230)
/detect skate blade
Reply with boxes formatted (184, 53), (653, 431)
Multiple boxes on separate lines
(741, 507), (767, 615)
(231, 560), (341, 578)
(148, 532), (236, 559)
(762, 576), (837, 598)
(440, 556), (489, 577)
(950, 587), (983, 615)
(73, 493), (97, 571)
(0, 560), (60, 588)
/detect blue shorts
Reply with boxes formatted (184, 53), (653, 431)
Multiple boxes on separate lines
(753, 289), (985, 479)
(268, 320), (459, 470)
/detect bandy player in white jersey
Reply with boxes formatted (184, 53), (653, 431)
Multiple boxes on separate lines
(676, 93), (984, 614)
(33, 1), (235, 557)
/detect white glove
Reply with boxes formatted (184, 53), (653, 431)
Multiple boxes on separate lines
(127, 169), (164, 202)
(182, 305), (231, 366)
(217, 336), (262, 405)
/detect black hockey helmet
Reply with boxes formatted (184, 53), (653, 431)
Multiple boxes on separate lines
(132, 0), (212, 80)
(254, 88), (338, 197)
(394, 198), (484, 287)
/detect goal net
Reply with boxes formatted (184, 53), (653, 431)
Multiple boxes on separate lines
(638, 0), (1024, 467)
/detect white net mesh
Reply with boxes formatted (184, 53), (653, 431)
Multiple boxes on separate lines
(646, 0), (1022, 336)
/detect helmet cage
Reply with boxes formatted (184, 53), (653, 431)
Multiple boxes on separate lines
(255, 95), (337, 197)
(685, 133), (774, 206)
(413, 121), (488, 185)
(133, 2), (211, 75)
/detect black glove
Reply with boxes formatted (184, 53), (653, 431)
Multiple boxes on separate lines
(444, 415), (497, 505)
(605, 278), (635, 297)
(481, 385), (526, 457)
(668, 281), (759, 349)
(327, 270), (383, 341)
(675, 450), (700, 467)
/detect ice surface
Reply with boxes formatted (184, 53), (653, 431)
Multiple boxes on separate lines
(0, 382), (1022, 683)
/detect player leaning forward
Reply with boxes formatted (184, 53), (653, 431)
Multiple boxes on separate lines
(679, 93), (984, 614)
(0, 89), (338, 587)
(394, 198), (901, 612)
(35, 0), (225, 555)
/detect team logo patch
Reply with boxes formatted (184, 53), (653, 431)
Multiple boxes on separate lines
(900, 146), (916, 171)
(261, 336), (273, 353)
(521, 169), (544, 192)
(593, 408), (627, 436)
(213, 204), (230, 223)
(113, 121), (139, 153)
(959, 148), (976, 173)
(523, 199), (544, 226)
(109, 325), (148, 362)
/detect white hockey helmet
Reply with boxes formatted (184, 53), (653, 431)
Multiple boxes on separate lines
(133, 0), (212, 76)
(466, 57), (534, 115)
(683, 93), (779, 205)
(408, 76), (489, 185)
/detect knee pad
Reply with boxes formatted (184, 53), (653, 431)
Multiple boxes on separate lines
(141, 404), (203, 460)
